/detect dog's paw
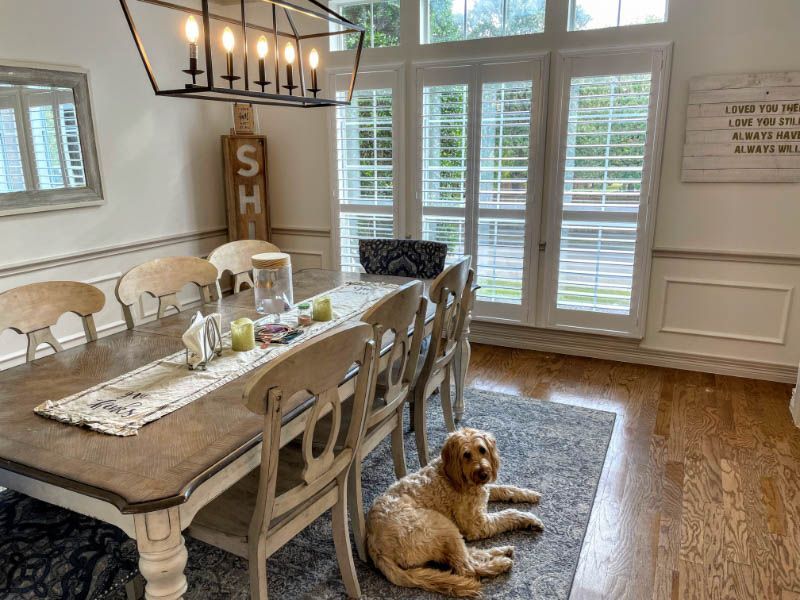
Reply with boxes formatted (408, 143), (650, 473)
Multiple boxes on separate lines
(489, 545), (515, 558)
(494, 556), (513, 574)
(523, 490), (542, 504)
(524, 514), (544, 531)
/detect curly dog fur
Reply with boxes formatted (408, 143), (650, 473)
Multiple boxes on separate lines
(366, 428), (543, 598)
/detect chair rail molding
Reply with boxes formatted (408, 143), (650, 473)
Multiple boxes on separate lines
(270, 224), (331, 237)
(653, 246), (800, 266)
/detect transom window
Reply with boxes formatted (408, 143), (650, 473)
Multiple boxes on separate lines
(421, 0), (546, 44)
(330, 0), (400, 51)
(569, 0), (668, 31)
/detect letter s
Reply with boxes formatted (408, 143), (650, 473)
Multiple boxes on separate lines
(236, 144), (259, 177)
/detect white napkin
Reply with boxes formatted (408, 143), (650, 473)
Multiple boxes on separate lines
(182, 311), (223, 368)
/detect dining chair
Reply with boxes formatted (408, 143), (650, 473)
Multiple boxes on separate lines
(115, 256), (218, 328)
(0, 281), (105, 362)
(358, 238), (447, 279)
(187, 321), (377, 600)
(348, 280), (427, 561)
(411, 256), (473, 466)
(207, 239), (281, 298)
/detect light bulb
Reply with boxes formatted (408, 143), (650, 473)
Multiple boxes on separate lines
(257, 35), (268, 59)
(185, 15), (200, 44)
(309, 48), (319, 70)
(284, 42), (296, 64)
(222, 27), (235, 52)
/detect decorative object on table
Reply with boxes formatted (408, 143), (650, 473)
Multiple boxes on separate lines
(312, 296), (333, 322)
(183, 312), (223, 370)
(411, 257), (473, 466)
(109, 390), (614, 600)
(683, 71), (800, 182)
(115, 256), (218, 328)
(230, 317), (256, 352)
(35, 281), (397, 436)
(222, 134), (271, 242)
(252, 252), (293, 320)
(207, 239), (281, 298)
(0, 281), (105, 363)
(296, 302), (313, 326)
(359, 238), (448, 279)
(118, 0), (364, 108)
(231, 102), (255, 135)
(0, 489), (142, 600)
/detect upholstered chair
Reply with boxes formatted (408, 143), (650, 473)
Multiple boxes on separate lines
(358, 238), (447, 279)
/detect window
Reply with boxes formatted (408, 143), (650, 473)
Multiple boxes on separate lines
(543, 47), (670, 337)
(331, 69), (403, 271)
(421, 0), (546, 44)
(417, 59), (545, 321)
(330, 0), (400, 51)
(569, 0), (667, 31)
(0, 65), (102, 216)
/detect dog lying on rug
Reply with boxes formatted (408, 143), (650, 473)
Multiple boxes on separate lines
(366, 428), (543, 598)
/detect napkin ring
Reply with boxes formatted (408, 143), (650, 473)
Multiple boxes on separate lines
(187, 315), (223, 371)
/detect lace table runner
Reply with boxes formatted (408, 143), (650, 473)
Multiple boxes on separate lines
(34, 282), (397, 436)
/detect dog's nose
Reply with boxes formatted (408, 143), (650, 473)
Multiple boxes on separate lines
(478, 471), (488, 481)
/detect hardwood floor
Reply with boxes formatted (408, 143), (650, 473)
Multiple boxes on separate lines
(465, 343), (800, 600)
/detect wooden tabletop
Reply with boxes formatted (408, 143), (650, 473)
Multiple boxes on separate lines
(0, 269), (418, 514)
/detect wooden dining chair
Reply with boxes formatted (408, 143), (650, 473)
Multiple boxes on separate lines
(0, 281), (105, 362)
(411, 256), (473, 466)
(348, 280), (427, 561)
(207, 239), (281, 298)
(187, 321), (377, 600)
(115, 256), (218, 328)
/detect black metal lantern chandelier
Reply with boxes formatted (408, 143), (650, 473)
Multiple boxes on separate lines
(119, 0), (365, 107)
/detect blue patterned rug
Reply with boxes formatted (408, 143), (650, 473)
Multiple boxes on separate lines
(1, 389), (615, 599)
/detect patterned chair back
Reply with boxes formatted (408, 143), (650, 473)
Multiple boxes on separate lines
(358, 239), (447, 279)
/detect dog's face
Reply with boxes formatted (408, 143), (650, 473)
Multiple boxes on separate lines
(441, 428), (500, 491)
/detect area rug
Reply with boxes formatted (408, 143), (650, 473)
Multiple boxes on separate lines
(1, 389), (615, 600)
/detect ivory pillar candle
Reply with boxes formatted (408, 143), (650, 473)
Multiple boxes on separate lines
(312, 297), (332, 321)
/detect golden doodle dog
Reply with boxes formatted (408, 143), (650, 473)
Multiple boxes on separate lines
(366, 428), (543, 598)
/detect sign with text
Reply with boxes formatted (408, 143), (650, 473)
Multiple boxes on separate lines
(683, 72), (800, 182)
(222, 135), (271, 241)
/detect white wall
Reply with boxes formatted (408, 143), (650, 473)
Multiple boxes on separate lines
(255, 0), (800, 381)
(0, 0), (231, 367)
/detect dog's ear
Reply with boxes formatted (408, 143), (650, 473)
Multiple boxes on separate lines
(483, 432), (500, 482)
(441, 432), (466, 492)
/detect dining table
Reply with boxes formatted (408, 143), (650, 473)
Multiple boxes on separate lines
(0, 268), (472, 600)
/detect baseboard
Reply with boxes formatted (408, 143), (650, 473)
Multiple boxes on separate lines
(470, 320), (798, 384)
(791, 388), (800, 426)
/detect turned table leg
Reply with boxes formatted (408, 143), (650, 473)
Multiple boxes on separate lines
(134, 508), (188, 600)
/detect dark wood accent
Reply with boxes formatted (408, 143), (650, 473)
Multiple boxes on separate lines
(465, 345), (800, 600)
(0, 270), (422, 514)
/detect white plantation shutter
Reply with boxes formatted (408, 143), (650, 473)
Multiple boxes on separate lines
(545, 47), (670, 337)
(0, 94), (26, 193)
(332, 69), (402, 272)
(417, 60), (545, 322)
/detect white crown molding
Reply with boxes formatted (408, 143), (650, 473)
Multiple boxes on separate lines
(653, 246), (800, 266)
(0, 227), (228, 279)
(470, 320), (798, 384)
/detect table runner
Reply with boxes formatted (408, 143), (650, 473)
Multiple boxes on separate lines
(34, 282), (397, 436)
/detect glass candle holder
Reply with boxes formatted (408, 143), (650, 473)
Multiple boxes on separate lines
(252, 252), (293, 322)
(312, 296), (332, 321)
(230, 317), (255, 351)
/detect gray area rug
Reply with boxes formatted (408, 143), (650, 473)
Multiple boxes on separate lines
(115, 389), (615, 600)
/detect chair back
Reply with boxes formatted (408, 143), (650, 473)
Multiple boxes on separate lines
(361, 281), (427, 428)
(0, 281), (105, 362)
(243, 322), (376, 538)
(115, 256), (218, 328)
(359, 239), (447, 279)
(419, 257), (472, 386)
(207, 239), (280, 295)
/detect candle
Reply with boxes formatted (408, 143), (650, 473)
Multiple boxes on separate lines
(185, 16), (199, 72)
(312, 297), (332, 322)
(256, 35), (268, 88)
(230, 317), (255, 351)
(309, 48), (319, 96)
(284, 42), (295, 93)
(222, 26), (235, 86)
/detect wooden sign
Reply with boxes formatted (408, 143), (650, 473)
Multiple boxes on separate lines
(232, 103), (255, 134)
(683, 72), (800, 182)
(222, 135), (271, 242)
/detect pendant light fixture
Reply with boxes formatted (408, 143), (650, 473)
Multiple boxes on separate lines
(119, 0), (364, 108)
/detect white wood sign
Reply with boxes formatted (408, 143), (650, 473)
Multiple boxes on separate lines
(682, 72), (800, 182)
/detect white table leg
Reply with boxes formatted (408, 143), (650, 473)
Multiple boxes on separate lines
(134, 508), (188, 600)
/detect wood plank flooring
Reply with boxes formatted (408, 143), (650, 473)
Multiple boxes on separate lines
(465, 343), (800, 600)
